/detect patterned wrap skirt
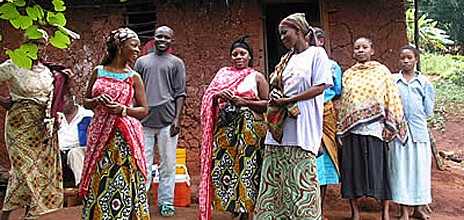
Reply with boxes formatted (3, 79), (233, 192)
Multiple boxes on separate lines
(254, 145), (321, 220)
(82, 129), (150, 220)
(3, 100), (63, 219)
(340, 134), (391, 200)
(211, 109), (266, 214)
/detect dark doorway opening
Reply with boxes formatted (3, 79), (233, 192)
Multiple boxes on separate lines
(264, 3), (320, 73)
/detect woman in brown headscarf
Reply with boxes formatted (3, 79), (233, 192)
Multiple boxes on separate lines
(254, 13), (332, 220)
(0, 29), (64, 220)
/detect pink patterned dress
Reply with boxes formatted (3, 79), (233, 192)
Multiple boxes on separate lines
(79, 67), (150, 220)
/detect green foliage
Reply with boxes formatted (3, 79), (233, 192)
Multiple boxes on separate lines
(406, 9), (454, 52)
(428, 79), (464, 130)
(50, 29), (70, 49)
(423, 53), (464, 130)
(449, 70), (464, 86)
(0, 0), (77, 69)
(5, 43), (38, 68)
(25, 25), (43, 39)
(52, 0), (66, 12)
(420, 0), (464, 50)
(26, 5), (44, 21)
(0, 0), (131, 69)
(421, 53), (464, 79)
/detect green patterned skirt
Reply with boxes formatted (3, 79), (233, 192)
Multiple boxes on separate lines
(212, 109), (266, 214)
(3, 100), (63, 219)
(254, 145), (321, 220)
(82, 129), (150, 220)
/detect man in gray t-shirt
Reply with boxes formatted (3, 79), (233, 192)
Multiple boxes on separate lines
(134, 25), (186, 216)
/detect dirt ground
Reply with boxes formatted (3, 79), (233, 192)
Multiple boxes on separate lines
(3, 119), (464, 220)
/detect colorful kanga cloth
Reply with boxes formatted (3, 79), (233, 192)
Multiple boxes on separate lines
(337, 61), (408, 143)
(254, 145), (321, 219)
(79, 68), (148, 198)
(266, 50), (300, 143)
(0, 60), (63, 219)
(199, 67), (259, 220)
(3, 100), (63, 219)
(211, 108), (266, 214)
(81, 129), (150, 220)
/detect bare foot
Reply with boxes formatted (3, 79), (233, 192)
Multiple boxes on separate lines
(382, 200), (390, 220)
(399, 205), (410, 220)
(350, 199), (360, 220)
(412, 206), (431, 220)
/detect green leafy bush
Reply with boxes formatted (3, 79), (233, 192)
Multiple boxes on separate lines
(428, 80), (464, 130)
(422, 53), (464, 80)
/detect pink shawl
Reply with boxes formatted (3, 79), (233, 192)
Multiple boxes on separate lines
(199, 67), (258, 219)
(79, 76), (147, 198)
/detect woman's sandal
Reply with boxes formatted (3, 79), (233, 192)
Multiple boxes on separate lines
(160, 204), (175, 217)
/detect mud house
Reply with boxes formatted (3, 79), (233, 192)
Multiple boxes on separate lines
(0, 0), (408, 175)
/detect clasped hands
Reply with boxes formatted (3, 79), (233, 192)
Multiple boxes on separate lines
(269, 89), (290, 106)
(214, 89), (247, 106)
(94, 94), (124, 115)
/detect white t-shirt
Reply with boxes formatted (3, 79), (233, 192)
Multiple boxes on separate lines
(58, 106), (94, 149)
(265, 47), (333, 154)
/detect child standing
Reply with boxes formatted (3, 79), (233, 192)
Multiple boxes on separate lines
(389, 45), (435, 220)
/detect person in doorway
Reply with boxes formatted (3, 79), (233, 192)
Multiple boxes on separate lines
(0, 29), (64, 220)
(388, 45), (435, 220)
(58, 91), (93, 187)
(199, 35), (269, 220)
(312, 27), (342, 220)
(79, 27), (150, 220)
(337, 37), (408, 220)
(134, 25), (186, 217)
(254, 13), (333, 219)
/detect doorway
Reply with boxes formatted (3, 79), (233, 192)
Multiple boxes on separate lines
(264, 2), (320, 73)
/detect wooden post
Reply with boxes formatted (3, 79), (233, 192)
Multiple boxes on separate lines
(429, 129), (445, 171)
(414, 0), (420, 71)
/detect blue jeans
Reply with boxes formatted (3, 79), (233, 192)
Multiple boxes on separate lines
(144, 125), (178, 206)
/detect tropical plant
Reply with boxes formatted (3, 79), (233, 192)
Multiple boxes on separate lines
(0, 0), (127, 69)
(420, 0), (464, 51)
(406, 8), (454, 51)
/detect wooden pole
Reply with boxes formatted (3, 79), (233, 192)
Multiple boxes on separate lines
(414, 0), (420, 70)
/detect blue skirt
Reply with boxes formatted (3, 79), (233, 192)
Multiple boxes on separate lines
(316, 146), (340, 185)
(388, 132), (432, 205)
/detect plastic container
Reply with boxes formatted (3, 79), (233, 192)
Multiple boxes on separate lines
(152, 164), (191, 207)
(176, 148), (187, 174)
(77, 116), (92, 146)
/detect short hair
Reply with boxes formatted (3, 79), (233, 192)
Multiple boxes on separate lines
(399, 45), (420, 59)
(314, 27), (326, 40)
(355, 37), (374, 48)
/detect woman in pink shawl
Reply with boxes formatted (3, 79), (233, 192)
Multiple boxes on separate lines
(79, 28), (150, 220)
(199, 35), (269, 220)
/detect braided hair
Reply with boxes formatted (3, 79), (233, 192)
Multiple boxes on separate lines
(101, 27), (139, 65)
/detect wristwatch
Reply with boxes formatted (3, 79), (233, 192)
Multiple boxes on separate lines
(121, 105), (127, 117)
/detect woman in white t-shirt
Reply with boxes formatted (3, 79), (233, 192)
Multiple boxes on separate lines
(254, 13), (333, 220)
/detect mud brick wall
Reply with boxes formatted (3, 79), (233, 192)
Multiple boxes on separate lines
(328, 0), (408, 72)
(154, 0), (265, 176)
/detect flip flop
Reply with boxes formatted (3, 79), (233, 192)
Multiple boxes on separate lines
(160, 204), (175, 217)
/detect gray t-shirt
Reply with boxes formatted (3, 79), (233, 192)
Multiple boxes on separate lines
(134, 53), (186, 128)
